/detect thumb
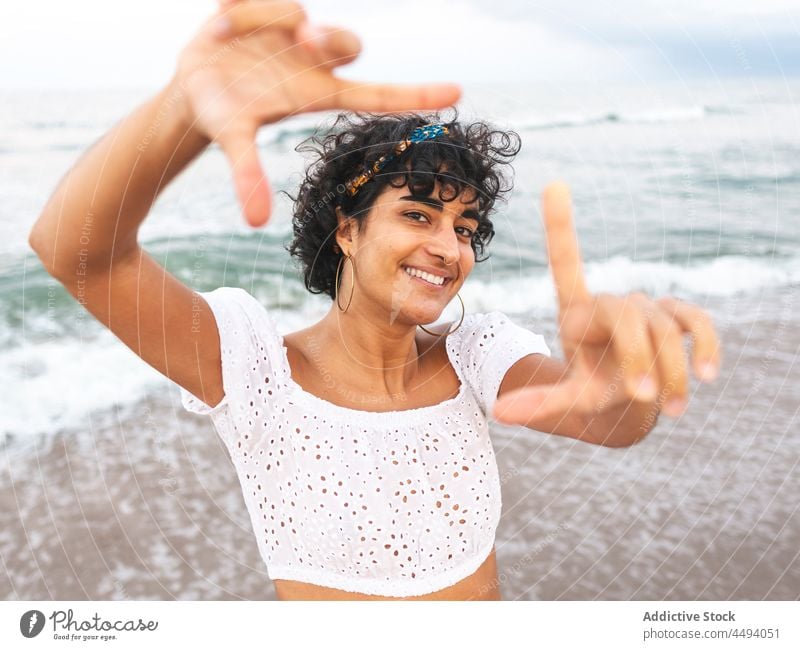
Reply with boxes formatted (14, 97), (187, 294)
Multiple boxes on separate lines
(295, 23), (362, 69)
(218, 130), (272, 227)
(493, 375), (589, 426)
(559, 300), (609, 346)
(493, 386), (549, 426)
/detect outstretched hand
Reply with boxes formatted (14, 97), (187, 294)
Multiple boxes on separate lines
(173, 0), (461, 226)
(493, 182), (722, 427)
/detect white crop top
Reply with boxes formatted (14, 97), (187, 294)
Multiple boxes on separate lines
(178, 287), (551, 597)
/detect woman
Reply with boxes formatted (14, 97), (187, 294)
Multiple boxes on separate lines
(28, 2), (721, 600)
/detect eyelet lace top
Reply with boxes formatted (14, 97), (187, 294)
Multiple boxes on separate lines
(178, 287), (551, 597)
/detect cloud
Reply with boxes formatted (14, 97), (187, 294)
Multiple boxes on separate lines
(302, 0), (633, 84)
(0, 0), (797, 89)
(0, 0), (209, 89)
(453, 0), (800, 78)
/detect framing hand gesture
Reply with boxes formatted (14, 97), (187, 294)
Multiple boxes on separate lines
(493, 182), (722, 428)
(175, 0), (461, 226)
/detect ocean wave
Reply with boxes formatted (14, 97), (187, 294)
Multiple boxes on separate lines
(703, 104), (748, 115)
(0, 101), (751, 156)
(459, 254), (800, 315)
(258, 112), (338, 147)
(255, 105), (713, 143)
(4, 252), (798, 439)
(0, 329), (165, 439)
(509, 105), (709, 132)
(695, 173), (800, 189)
(11, 251), (800, 329)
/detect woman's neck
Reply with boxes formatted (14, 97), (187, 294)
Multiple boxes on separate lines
(314, 303), (422, 398)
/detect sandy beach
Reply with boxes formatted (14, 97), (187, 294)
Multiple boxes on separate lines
(2, 289), (797, 600)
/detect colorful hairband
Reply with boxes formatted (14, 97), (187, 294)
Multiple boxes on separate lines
(343, 123), (450, 197)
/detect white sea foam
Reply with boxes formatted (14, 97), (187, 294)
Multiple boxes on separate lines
(459, 254), (800, 316)
(0, 329), (164, 439)
(4, 253), (797, 440)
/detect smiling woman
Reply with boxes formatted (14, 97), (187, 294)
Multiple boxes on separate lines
(284, 108), (521, 301)
(26, 0), (722, 602)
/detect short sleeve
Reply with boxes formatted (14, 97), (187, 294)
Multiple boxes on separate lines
(453, 310), (551, 417)
(177, 287), (283, 445)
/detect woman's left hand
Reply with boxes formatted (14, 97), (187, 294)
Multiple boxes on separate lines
(493, 182), (722, 426)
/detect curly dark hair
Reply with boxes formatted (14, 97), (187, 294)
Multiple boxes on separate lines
(283, 106), (522, 301)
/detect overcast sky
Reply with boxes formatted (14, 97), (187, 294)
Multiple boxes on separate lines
(1, 0), (798, 90)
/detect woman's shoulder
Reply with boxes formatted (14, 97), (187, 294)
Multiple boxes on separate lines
(445, 310), (517, 340)
(199, 286), (275, 325)
(200, 285), (264, 309)
(196, 286), (284, 357)
(446, 310), (551, 359)
(415, 311), (523, 352)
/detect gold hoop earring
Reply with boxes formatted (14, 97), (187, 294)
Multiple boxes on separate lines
(335, 253), (356, 313)
(419, 293), (465, 336)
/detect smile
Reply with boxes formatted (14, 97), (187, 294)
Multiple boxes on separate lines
(403, 266), (450, 287)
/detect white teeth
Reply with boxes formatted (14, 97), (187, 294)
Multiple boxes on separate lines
(404, 266), (445, 286)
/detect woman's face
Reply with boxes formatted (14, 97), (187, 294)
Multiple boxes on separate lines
(336, 181), (480, 327)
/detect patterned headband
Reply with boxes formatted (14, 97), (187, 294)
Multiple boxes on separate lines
(343, 123), (450, 198)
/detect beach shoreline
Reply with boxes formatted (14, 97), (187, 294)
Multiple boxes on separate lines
(2, 288), (798, 600)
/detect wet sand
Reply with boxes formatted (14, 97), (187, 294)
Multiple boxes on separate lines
(2, 290), (798, 600)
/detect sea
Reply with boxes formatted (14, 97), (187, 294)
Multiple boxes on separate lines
(1, 79), (798, 600)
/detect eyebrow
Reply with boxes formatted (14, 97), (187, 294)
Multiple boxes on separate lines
(398, 195), (480, 222)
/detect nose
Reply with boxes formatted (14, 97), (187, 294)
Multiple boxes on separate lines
(425, 222), (460, 266)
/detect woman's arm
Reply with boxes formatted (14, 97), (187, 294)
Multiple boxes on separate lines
(28, 80), (227, 407)
(493, 184), (721, 444)
(28, 2), (462, 410)
(29, 82), (207, 279)
(498, 353), (659, 447)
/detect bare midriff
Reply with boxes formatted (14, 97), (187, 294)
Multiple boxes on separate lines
(273, 546), (501, 600)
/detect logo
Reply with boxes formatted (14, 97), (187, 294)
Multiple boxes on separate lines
(20, 610), (45, 638)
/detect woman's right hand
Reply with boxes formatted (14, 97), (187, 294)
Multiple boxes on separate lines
(170, 0), (461, 227)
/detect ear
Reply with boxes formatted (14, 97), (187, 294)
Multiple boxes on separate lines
(334, 206), (355, 254)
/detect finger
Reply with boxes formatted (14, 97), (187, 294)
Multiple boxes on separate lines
(217, 130), (272, 227)
(597, 294), (659, 402)
(558, 300), (608, 347)
(657, 297), (721, 383)
(213, 1), (307, 39)
(643, 301), (690, 417)
(542, 182), (591, 313)
(328, 79), (461, 112)
(295, 23), (362, 69)
(492, 372), (598, 427)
